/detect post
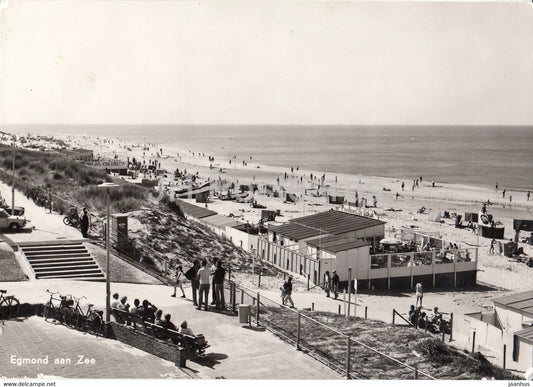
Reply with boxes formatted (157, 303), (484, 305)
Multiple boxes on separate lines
(503, 344), (506, 369)
(347, 268), (352, 318)
(449, 313), (453, 342)
(232, 283), (236, 314)
(442, 329), (445, 342)
(392, 309), (395, 324)
(338, 305), (341, 315)
(241, 289), (244, 305)
(307, 274), (310, 291)
(258, 270), (261, 288)
(311, 302), (314, 311)
(296, 313), (301, 351)
(11, 142), (15, 214)
(346, 335), (351, 379)
(256, 293), (260, 327)
(105, 190), (111, 322)
(229, 264), (232, 281)
(471, 331), (476, 354)
(414, 365), (418, 380)
(365, 306), (368, 319)
(343, 289), (346, 315)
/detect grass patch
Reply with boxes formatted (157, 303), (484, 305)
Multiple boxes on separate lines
(0, 243), (28, 282)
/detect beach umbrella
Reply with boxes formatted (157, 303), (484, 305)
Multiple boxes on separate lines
(379, 237), (402, 245)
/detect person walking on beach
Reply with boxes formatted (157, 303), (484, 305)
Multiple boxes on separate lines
(80, 208), (89, 238)
(502, 189), (506, 198)
(489, 238), (496, 255)
(401, 181), (405, 191)
(415, 282), (423, 308)
(171, 265), (186, 298)
(495, 182), (499, 190)
(528, 191), (531, 201)
(197, 260), (210, 311)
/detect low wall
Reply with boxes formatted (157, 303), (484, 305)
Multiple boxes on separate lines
(107, 322), (186, 367)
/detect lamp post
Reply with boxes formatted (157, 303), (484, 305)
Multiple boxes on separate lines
(98, 182), (119, 322)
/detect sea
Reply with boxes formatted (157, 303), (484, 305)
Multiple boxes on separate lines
(12, 125), (533, 192)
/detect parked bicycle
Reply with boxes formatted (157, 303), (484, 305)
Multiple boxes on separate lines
(0, 289), (20, 318)
(63, 207), (80, 227)
(64, 295), (103, 334)
(43, 289), (73, 323)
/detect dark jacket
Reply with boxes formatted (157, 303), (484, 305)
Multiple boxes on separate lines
(213, 267), (226, 285)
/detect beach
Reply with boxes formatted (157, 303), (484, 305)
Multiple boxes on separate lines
(15, 129), (530, 293)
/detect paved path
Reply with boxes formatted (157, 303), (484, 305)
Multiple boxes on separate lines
(0, 316), (188, 379)
(1, 280), (342, 379)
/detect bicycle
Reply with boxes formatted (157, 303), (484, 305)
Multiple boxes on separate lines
(66, 296), (103, 334)
(43, 289), (73, 323)
(0, 289), (20, 318)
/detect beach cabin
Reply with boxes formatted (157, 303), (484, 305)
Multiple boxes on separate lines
(455, 291), (533, 372)
(226, 223), (259, 254)
(199, 214), (241, 239)
(259, 210), (385, 285)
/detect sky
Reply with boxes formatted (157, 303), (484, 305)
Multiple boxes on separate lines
(0, 0), (532, 126)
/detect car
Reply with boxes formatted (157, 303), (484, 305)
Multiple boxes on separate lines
(0, 205), (25, 217)
(0, 208), (28, 232)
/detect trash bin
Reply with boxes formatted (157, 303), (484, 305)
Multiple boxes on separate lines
(238, 304), (251, 324)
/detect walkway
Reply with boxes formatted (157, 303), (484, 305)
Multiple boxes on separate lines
(0, 316), (188, 379)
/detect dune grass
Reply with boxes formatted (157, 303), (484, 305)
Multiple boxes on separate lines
(0, 243), (28, 282)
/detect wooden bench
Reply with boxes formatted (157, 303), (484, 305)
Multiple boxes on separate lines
(145, 322), (210, 358)
(111, 308), (144, 327)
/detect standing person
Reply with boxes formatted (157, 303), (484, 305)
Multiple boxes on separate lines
(324, 271), (331, 297)
(213, 260), (226, 310)
(197, 260), (210, 311)
(489, 238), (496, 255)
(210, 258), (218, 305)
(282, 277), (295, 308)
(495, 182), (499, 190)
(171, 265), (186, 298)
(185, 260), (200, 306)
(331, 271), (340, 300)
(415, 282), (423, 308)
(528, 191), (531, 201)
(401, 181), (405, 191)
(80, 208), (89, 238)
(502, 189), (506, 198)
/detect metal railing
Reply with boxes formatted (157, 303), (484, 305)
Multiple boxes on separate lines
(224, 280), (436, 380)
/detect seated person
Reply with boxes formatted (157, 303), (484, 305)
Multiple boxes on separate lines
(417, 312), (427, 329)
(179, 320), (194, 336)
(110, 293), (120, 309)
(117, 296), (130, 311)
(138, 300), (157, 322)
(429, 307), (443, 331)
(128, 299), (142, 327)
(161, 313), (177, 331)
(408, 305), (416, 324)
(130, 299), (141, 315)
(154, 309), (164, 326)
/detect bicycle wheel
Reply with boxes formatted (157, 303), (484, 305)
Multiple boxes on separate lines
(63, 309), (77, 328)
(0, 299), (7, 318)
(6, 297), (20, 318)
(89, 312), (103, 335)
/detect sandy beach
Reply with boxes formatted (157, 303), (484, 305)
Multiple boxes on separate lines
(35, 132), (532, 294)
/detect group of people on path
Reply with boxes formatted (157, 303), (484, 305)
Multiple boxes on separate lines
(182, 258), (227, 312)
(280, 276), (295, 308)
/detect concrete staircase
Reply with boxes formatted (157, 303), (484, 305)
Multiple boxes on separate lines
(19, 241), (105, 281)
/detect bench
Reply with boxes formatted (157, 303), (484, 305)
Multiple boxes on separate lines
(144, 322), (210, 358)
(111, 308), (144, 327)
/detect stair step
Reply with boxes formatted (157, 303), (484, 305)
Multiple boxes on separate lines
(36, 272), (106, 280)
(23, 249), (89, 256)
(29, 257), (94, 264)
(26, 253), (91, 260)
(35, 268), (104, 277)
(34, 266), (100, 274)
(22, 245), (84, 252)
(32, 261), (98, 269)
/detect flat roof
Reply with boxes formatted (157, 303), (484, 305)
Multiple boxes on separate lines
(492, 290), (533, 318)
(270, 223), (325, 241)
(515, 327), (533, 344)
(306, 235), (370, 253)
(289, 210), (385, 235)
(175, 200), (217, 219)
(201, 214), (241, 228)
